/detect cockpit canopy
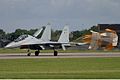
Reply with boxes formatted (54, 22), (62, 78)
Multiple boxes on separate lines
(14, 35), (28, 42)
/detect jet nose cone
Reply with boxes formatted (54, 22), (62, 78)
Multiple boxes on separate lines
(4, 42), (15, 48)
(5, 44), (11, 48)
(5, 42), (20, 48)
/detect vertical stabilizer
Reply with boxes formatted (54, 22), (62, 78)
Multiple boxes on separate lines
(33, 27), (43, 37)
(58, 25), (69, 43)
(41, 23), (51, 41)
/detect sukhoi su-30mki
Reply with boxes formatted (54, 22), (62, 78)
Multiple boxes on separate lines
(5, 24), (70, 56)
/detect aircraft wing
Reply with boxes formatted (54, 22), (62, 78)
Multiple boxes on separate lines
(20, 41), (70, 50)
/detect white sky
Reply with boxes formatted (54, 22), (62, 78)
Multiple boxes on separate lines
(0, 0), (120, 32)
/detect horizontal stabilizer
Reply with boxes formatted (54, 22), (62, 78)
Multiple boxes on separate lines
(76, 43), (87, 45)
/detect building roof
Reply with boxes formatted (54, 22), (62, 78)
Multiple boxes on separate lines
(98, 24), (120, 31)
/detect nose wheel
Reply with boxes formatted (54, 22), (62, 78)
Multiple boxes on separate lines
(27, 53), (31, 56)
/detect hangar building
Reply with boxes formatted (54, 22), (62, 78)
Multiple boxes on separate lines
(95, 24), (120, 49)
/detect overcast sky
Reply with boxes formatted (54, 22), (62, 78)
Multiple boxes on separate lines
(0, 0), (120, 32)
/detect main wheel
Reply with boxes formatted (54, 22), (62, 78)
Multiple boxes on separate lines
(54, 50), (58, 56)
(35, 51), (39, 56)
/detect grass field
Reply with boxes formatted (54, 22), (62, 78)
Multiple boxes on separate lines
(0, 48), (120, 53)
(0, 58), (120, 79)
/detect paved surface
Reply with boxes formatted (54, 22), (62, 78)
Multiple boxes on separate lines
(0, 52), (120, 59)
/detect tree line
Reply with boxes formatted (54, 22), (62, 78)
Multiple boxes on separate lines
(0, 26), (98, 47)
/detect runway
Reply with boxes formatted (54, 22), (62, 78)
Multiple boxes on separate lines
(0, 52), (120, 59)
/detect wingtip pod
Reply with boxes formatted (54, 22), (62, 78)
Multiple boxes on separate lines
(58, 25), (69, 43)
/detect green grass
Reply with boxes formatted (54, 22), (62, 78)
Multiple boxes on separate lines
(0, 48), (120, 54)
(0, 58), (120, 79)
(0, 48), (27, 53)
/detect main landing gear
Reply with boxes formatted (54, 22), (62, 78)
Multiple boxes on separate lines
(27, 50), (40, 56)
(27, 49), (58, 56)
(35, 50), (40, 56)
(54, 49), (58, 56)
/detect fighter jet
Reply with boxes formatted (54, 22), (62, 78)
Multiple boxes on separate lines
(5, 24), (70, 56)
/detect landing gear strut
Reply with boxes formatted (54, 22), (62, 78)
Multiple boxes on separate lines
(35, 50), (40, 56)
(27, 49), (31, 56)
(54, 50), (58, 56)
(53, 47), (58, 56)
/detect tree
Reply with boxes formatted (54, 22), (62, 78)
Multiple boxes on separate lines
(89, 26), (99, 32)
(28, 29), (38, 35)
(0, 29), (5, 39)
(51, 29), (62, 41)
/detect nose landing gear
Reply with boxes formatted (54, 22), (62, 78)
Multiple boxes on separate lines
(27, 49), (31, 56)
(27, 49), (40, 56)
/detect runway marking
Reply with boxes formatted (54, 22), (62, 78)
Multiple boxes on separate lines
(0, 53), (120, 59)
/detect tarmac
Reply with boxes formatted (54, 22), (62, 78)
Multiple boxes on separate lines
(0, 52), (120, 59)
